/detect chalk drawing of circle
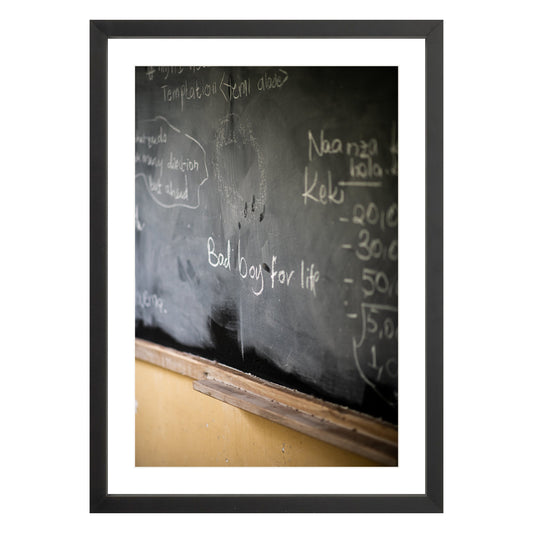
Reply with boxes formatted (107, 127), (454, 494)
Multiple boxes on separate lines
(135, 116), (209, 209)
(213, 113), (266, 220)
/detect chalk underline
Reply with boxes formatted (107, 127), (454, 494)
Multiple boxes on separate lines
(338, 181), (383, 187)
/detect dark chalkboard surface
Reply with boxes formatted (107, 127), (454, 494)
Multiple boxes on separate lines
(135, 66), (398, 424)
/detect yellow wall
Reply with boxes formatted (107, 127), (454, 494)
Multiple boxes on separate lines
(136, 359), (378, 466)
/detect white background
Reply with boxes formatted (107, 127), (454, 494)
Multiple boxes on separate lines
(108, 38), (425, 495)
(1, 0), (532, 531)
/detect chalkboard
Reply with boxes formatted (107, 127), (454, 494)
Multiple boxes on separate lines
(135, 66), (398, 424)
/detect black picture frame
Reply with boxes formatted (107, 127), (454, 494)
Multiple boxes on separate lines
(90, 20), (443, 513)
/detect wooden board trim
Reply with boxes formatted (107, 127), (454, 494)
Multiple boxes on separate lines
(135, 338), (398, 465)
(193, 379), (397, 466)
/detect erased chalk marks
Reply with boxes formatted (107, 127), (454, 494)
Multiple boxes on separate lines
(244, 194), (266, 222)
(135, 115), (208, 209)
(177, 257), (200, 285)
(213, 113), (267, 225)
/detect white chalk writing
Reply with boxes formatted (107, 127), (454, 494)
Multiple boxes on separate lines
(302, 167), (344, 205)
(161, 80), (218, 111)
(206, 236), (319, 297)
(135, 205), (145, 231)
(308, 129), (378, 162)
(135, 127), (167, 149)
(303, 129), (399, 204)
(257, 69), (288, 91)
(135, 116), (208, 209)
(207, 237), (231, 270)
(136, 290), (167, 314)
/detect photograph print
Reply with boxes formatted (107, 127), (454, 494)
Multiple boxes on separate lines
(134, 66), (398, 467)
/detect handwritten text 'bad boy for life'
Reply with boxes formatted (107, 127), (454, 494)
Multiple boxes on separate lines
(207, 237), (319, 297)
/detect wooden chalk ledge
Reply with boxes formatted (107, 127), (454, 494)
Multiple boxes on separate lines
(136, 338), (398, 466)
(193, 379), (397, 465)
